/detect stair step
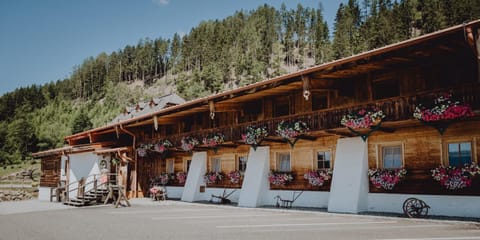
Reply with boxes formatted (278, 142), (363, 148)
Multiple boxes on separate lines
(63, 201), (85, 207)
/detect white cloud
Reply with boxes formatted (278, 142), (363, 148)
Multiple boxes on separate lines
(152, 0), (169, 6)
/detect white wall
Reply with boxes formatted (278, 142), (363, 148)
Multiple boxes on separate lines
(38, 187), (51, 201)
(264, 190), (329, 208)
(67, 152), (102, 199)
(181, 152), (207, 202)
(328, 137), (369, 213)
(165, 186), (184, 199)
(238, 146), (270, 207)
(200, 187), (241, 203)
(368, 193), (480, 218)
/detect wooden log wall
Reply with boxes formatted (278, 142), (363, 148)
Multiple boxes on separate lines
(368, 119), (480, 195)
(268, 136), (338, 191)
(40, 155), (61, 187)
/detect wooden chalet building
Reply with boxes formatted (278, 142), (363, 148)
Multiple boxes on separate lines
(34, 21), (480, 217)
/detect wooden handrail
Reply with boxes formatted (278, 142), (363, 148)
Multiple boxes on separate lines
(143, 85), (480, 146)
(65, 173), (118, 202)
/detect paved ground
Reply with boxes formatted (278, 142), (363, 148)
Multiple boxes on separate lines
(0, 199), (479, 240)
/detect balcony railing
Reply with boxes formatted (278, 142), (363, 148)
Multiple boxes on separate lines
(148, 85), (480, 147)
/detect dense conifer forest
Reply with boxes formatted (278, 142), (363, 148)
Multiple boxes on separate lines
(1, 0), (479, 165)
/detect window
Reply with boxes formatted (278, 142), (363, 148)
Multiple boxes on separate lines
(211, 158), (221, 172)
(166, 159), (174, 174)
(238, 156), (248, 173)
(185, 159), (192, 172)
(317, 151), (331, 169)
(382, 146), (402, 169)
(373, 78), (399, 100)
(448, 142), (472, 167)
(276, 152), (291, 172)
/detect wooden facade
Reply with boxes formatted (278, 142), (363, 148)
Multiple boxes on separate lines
(39, 155), (61, 188)
(49, 21), (480, 200)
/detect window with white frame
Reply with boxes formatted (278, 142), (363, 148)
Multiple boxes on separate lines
(238, 156), (248, 173)
(211, 158), (221, 172)
(317, 151), (331, 169)
(382, 146), (402, 169)
(166, 159), (174, 173)
(276, 152), (291, 172)
(448, 142), (472, 167)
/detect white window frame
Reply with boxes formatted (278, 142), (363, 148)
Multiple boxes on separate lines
(315, 149), (333, 170)
(442, 137), (477, 166)
(445, 140), (475, 166)
(375, 142), (405, 169)
(275, 152), (291, 172)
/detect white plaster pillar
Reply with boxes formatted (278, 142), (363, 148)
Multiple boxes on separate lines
(181, 152), (207, 202)
(328, 137), (369, 213)
(238, 146), (270, 207)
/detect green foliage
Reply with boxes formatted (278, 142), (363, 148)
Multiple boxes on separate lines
(72, 108), (93, 134)
(1, 1), (479, 164)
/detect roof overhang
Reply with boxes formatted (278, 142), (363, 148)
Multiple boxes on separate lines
(64, 20), (480, 144)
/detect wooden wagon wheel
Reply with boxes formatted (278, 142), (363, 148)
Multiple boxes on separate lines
(403, 198), (430, 218)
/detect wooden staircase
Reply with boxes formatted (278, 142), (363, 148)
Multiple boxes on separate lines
(63, 173), (117, 207)
(64, 187), (109, 206)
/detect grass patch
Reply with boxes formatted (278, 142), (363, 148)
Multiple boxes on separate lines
(0, 162), (41, 180)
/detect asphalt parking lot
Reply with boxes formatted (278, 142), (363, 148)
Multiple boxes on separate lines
(0, 200), (479, 240)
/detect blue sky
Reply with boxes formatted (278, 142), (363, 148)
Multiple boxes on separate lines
(0, 0), (346, 95)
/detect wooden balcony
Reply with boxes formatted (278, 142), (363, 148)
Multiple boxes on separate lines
(155, 85), (480, 148)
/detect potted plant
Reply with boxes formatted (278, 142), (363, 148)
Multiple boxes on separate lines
(303, 169), (332, 187)
(276, 120), (309, 147)
(414, 93), (474, 122)
(202, 133), (225, 153)
(154, 139), (173, 153)
(268, 171), (294, 186)
(341, 108), (386, 129)
(204, 171), (224, 185)
(368, 168), (407, 190)
(242, 126), (268, 150)
(227, 170), (242, 184)
(136, 143), (153, 157)
(176, 172), (187, 184)
(431, 163), (479, 190)
(181, 136), (199, 152)
(413, 93), (474, 134)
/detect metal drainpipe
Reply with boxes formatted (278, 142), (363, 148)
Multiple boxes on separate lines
(119, 124), (137, 197)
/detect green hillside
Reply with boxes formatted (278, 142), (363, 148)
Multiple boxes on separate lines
(0, 0), (479, 165)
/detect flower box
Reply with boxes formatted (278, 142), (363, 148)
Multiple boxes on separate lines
(175, 172), (187, 184)
(242, 126), (268, 150)
(137, 143), (153, 157)
(276, 120), (309, 139)
(204, 171), (224, 185)
(341, 108), (385, 129)
(181, 136), (199, 152)
(414, 93), (474, 122)
(431, 164), (479, 190)
(154, 139), (173, 153)
(303, 169), (332, 187)
(227, 170), (242, 184)
(268, 171), (294, 186)
(202, 133), (225, 147)
(368, 168), (407, 190)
